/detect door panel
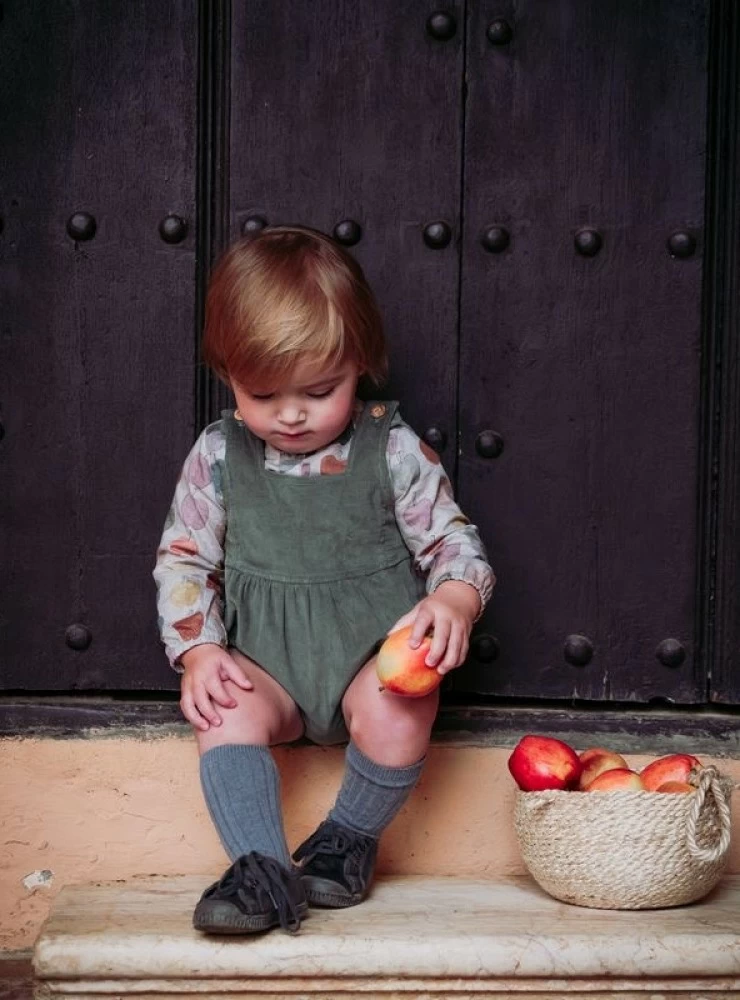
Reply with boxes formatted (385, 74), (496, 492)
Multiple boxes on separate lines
(0, 0), (197, 689)
(454, 0), (708, 702)
(229, 0), (464, 440)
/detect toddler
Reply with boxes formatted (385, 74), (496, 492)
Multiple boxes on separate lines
(154, 226), (494, 935)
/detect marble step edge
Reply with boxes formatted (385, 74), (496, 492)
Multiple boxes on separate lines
(33, 977), (740, 996)
(33, 875), (740, 984)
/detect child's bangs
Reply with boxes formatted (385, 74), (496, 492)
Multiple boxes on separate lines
(228, 289), (347, 389)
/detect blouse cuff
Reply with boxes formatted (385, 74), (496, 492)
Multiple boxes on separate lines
(166, 632), (228, 673)
(428, 568), (495, 622)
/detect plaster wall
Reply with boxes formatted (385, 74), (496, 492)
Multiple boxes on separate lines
(2, 735), (739, 952)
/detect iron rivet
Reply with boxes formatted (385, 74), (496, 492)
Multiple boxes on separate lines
(423, 221), (452, 249)
(426, 11), (457, 40)
(158, 214), (188, 244)
(564, 634), (593, 666)
(473, 634), (500, 663)
(65, 623), (92, 651)
(574, 228), (602, 257)
(242, 215), (268, 236)
(487, 18), (513, 45)
(481, 226), (510, 253)
(423, 426), (447, 453)
(667, 231), (696, 258)
(655, 638), (685, 668)
(475, 430), (504, 459)
(333, 219), (362, 246)
(66, 212), (96, 242)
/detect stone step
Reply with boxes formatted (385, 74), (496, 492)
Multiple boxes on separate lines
(33, 874), (740, 999)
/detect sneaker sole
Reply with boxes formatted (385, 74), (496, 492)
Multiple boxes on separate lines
(303, 886), (366, 908)
(193, 900), (308, 934)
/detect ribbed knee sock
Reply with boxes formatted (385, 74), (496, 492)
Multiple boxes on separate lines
(199, 744), (291, 866)
(328, 740), (425, 838)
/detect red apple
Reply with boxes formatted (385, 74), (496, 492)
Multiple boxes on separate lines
(376, 626), (441, 697)
(656, 780), (695, 793)
(577, 747), (629, 790)
(640, 753), (702, 792)
(507, 735), (582, 791)
(584, 768), (645, 791)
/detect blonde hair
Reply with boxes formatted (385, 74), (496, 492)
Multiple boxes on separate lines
(202, 226), (387, 388)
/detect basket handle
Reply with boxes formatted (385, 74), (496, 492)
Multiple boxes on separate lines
(685, 766), (733, 862)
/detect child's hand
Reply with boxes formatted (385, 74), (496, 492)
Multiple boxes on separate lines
(179, 644), (253, 731)
(388, 581), (481, 675)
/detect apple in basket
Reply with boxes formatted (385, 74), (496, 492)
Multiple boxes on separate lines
(583, 768), (645, 791)
(639, 753), (702, 791)
(376, 625), (442, 697)
(656, 780), (695, 793)
(507, 735), (582, 791)
(577, 747), (629, 790)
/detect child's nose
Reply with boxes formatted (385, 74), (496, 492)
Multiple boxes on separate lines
(279, 401), (306, 424)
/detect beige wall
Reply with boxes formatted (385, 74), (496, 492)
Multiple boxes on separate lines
(2, 734), (739, 952)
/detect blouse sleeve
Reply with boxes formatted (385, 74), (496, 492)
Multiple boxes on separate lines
(386, 413), (496, 614)
(152, 421), (229, 670)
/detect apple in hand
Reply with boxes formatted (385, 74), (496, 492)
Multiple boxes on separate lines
(376, 625), (442, 697)
(640, 753), (702, 792)
(577, 747), (629, 790)
(507, 735), (582, 791)
(584, 768), (645, 791)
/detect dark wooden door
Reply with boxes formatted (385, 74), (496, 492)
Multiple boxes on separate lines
(228, 0), (464, 441)
(453, 0), (709, 703)
(0, 0), (197, 690)
(2, 0), (734, 710)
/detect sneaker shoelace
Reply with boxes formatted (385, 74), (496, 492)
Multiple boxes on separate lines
(215, 852), (303, 932)
(294, 822), (375, 871)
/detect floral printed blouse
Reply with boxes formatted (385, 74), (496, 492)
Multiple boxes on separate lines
(154, 401), (495, 669)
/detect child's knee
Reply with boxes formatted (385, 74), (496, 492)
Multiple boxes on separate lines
(348, 692), (437, 754)
(196, 686), (302, 751)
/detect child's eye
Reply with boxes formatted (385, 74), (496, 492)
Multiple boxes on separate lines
(307, 387), (335, 398)
(249, 392), (274, 401)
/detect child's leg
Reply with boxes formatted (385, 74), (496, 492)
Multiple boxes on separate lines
(333, 655), (438, 833)
(293, 656), (437, 907)
(193, 650), (307, 934)
(196, 649), (304, 867)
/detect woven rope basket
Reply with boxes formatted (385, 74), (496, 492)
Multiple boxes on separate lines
(514, 765), (735, 909)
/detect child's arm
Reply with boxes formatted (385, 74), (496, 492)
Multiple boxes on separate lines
(387, 417), (495, 675)
(153, 423), (252, 728)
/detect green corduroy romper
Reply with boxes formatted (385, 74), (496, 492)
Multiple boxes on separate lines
(221, 401), (426, 745)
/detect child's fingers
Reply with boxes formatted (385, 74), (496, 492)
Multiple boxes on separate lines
(193, 686), (223, 728)
(207, 677), (238, 709)
(437, 627), (467, 674)
(425, 618), (451, 666)
(179, 689), (210, 731)
(222, 660), (254, 690)
(409, 608), (434, 648)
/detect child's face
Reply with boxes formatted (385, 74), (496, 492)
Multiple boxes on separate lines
(232, 357), (361, 454)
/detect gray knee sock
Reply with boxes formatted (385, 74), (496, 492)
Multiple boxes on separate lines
(199, 744), (291, 866)
(328, 741), (425, 838)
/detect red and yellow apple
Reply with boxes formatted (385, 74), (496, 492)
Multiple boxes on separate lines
(507, 735), (582, 791)
(584, 767), (645, 791)
(640, 753), (701, 791)
(577, 747), (629, 790)
(376, 625), (441, 697)
(656, 780), (695, 793)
